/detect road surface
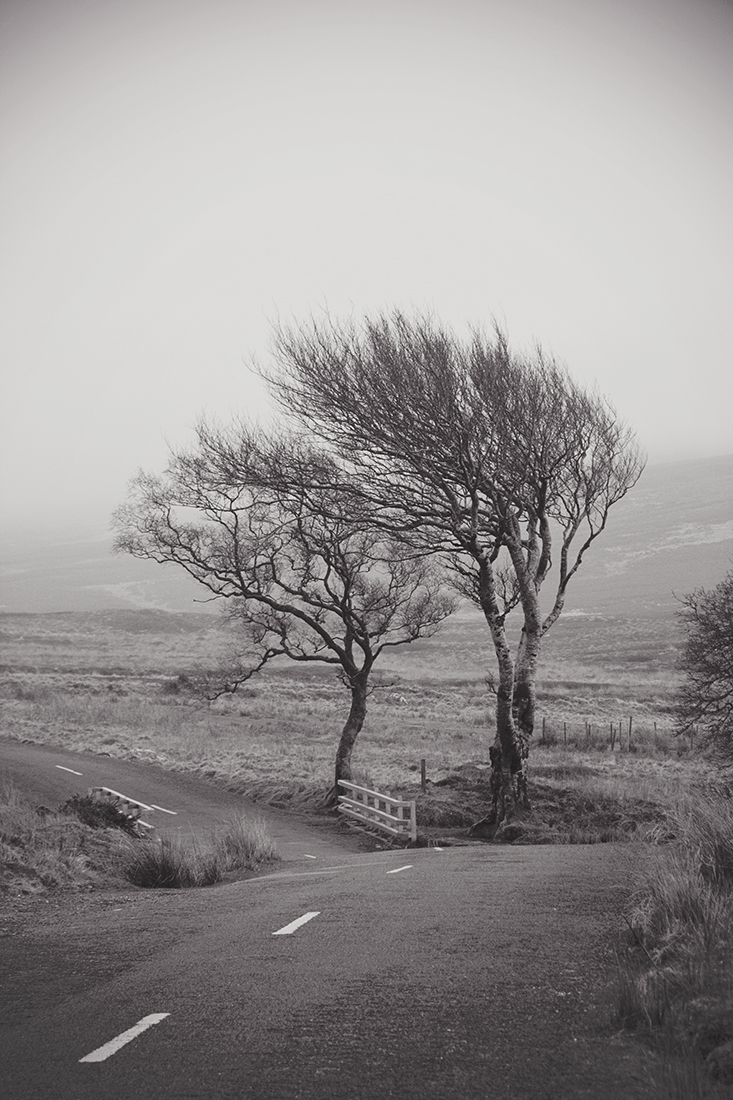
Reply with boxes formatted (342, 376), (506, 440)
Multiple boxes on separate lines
(0, 739), (653, 1098)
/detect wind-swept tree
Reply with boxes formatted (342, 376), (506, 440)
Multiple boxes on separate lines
(675, 568), (733, 755)
(113, 422), (455, 798)
(263, 311), (645, 827)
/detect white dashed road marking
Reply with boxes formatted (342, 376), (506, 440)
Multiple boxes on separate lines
(272, 912), (320, 935)
(79, 1014), (170, 1063)
(55, 765), (83, 776)
(386, 865), (413, 874)
(304, 854), (317, 859)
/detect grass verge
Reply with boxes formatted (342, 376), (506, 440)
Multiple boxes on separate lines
(615, 795), (733, 1097)
(0, 779), (120, 893)
(0, 780), (278, 895)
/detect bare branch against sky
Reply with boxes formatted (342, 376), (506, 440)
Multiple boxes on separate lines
(1, 0), (731, 530)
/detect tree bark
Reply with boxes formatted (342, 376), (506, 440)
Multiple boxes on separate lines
(512, 625), (541, 809)
(469, 557), (523, 833)
(321, 669), (370, 807)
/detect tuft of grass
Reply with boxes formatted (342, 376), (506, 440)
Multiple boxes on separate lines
(120, 814), (278, 888)
(121, 834), (222, 888)
(214, 813), (279, 870)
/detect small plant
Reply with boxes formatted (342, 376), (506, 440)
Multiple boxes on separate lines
(160, 673), (195, 696)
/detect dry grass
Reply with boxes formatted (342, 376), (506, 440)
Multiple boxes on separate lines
(121, 814), (278, 888)
(0, 778), (279, 895)
(0, 607), (708, 845)
(0, 778), (121, 893)
(0, 608), (689, 800)
(616, 797), (733, 1096)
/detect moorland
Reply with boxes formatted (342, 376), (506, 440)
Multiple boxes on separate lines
(1, 452), (733, 1096)
(0, 600), (717, 846)
(0, 605), (692, 791)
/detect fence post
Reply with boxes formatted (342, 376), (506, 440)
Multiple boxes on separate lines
(628, 715), (633, 752)
(421, 758), (427, 793)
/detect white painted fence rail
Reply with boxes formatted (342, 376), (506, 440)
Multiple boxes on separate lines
(337, 781), (417, 844)
(88, 787), (155, 833)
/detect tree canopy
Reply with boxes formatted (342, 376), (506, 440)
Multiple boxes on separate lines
(113, 421), (455, 795)
(264, 311), (645, 825)
(114, 309), (644, 827)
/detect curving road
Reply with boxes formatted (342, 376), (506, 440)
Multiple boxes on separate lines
(0, 738), (360, 860)
(0, 740), (653, 1099)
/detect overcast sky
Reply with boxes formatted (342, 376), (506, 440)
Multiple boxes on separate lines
(1, 0), (732, 532)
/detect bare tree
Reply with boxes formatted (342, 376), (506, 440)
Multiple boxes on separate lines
(263, 310), (645, 827)
(113, 422), (455, 799)
(675, 568), (733, 755)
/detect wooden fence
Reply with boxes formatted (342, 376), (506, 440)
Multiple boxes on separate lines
(337, 780), (417, 844)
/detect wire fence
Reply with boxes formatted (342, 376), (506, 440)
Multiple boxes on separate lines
(536, 716), (690, 753)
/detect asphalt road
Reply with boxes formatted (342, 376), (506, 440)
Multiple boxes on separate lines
(1, 740), (653, 1099)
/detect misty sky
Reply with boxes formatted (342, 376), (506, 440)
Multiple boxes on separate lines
(1, 0), (732, 532)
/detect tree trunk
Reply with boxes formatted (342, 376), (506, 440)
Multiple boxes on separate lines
(321, 669), (369, 807)
(512, 625), (541, 808)
(469, 558), (523, 834)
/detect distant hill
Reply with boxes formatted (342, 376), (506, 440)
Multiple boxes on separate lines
(0, 531), (207, 614)
(560, 453), (732, 617)
(1, 454), (730, 617)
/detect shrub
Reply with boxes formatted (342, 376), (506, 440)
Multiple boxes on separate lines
(675, 568), (733, 754)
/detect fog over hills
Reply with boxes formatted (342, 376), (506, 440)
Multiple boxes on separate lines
(1, 454), (730, 619)
(560, 453), (732, 617)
